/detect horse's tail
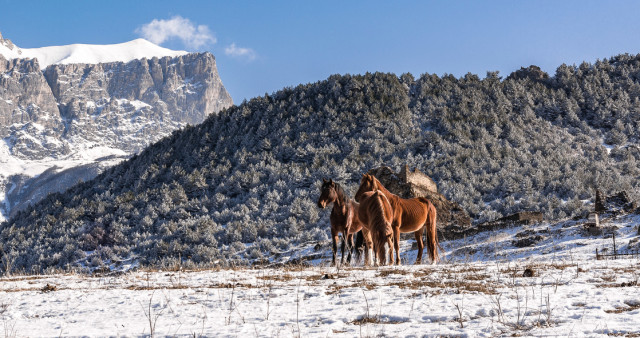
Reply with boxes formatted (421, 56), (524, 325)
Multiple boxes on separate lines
(419, 197), (441, 264)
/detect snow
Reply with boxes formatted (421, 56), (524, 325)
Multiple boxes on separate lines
(115, 98), (151, 110)
(0, 38), (187, 69)
(0, 139), (127, 222)
(0, 214), (638, 336)
(0, 139), (126, 180)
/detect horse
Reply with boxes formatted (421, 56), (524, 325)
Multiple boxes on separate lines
(357, 190), (395, 265)
(317, 178), (372, 266)
(355, 174), (441, 265)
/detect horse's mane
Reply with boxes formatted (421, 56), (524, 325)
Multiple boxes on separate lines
(368, 191), (393, 250)
(333, 181), (348, 206)
(367, 175), (394, 201)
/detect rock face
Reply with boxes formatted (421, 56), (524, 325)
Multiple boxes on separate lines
(2, 51), (232, 158)
(399, 165), (437, 194)
(0, 35), (233, 221)
(366, 166), (472, 239)
(0, 56), (67, 159)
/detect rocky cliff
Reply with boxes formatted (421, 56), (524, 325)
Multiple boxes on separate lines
(0, 34), (233, 221)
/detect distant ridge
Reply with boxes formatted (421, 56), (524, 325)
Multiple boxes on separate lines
(0, 34), (188, 69)
(0, 33), (232, 222)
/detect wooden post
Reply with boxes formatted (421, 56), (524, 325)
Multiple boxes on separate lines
(612, 233), (617, 259)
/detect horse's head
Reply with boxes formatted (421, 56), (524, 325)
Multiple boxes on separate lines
(355, 174), (377, 202)
(317, 178), (338, 208)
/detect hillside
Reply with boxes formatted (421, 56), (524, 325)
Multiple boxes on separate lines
(2, 55), (640, 273)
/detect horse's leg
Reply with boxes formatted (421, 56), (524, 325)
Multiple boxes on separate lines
(340, 234), (346, 265)
(353, 231), (364, 264)
(346, 233), (353, 265)
(331, 229), (338, 266)
(379, 241), (386, 266)
(414, 226), (425, 265)
(362, 228), (373, 266)
(393, 226), (401, 265)
(387, 235), (394, 266)
(426, 206), (440, 265)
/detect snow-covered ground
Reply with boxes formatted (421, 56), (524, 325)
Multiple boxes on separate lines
(0, 214), (638, 337)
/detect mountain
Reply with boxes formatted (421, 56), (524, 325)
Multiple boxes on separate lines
(0, 33), (233, 221)
(0, 35), (188, 69)
(2, 55), (640, 273)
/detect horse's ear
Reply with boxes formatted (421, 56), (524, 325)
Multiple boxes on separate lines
(323, 178), (328, 184)
(329, 179), (333, 184)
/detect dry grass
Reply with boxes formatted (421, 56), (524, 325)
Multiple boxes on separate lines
(257, 273), (297, 282)
(598, 281), (638, 288)
(462, 273), (492, 281)
(0, 286), (66, 293)
(604, 300), (640, 314)
(376, 269), (412, 278)
(0, 275), (49, 282)
(350, 316), (406, 325)
(325, 281), (376, 295)
(41, 283), (57, 292)
(126, 284), (191, 291)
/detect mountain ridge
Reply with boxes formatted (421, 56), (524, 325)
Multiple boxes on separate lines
(0, 33), (188, 69)
(0, 34), (233, 221)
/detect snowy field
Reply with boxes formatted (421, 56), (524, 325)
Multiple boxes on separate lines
(0, 214), (639, 337)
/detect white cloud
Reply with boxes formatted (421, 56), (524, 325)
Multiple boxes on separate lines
(224, 43), (257, 61)
(136, 16), (216, 49)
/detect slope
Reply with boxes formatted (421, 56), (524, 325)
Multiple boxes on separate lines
(1, 56), (640, 272)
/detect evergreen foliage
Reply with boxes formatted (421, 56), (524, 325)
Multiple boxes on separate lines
(2, 55), (640, 272)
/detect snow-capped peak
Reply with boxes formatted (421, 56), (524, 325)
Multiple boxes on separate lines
(0, 35), (188, 69)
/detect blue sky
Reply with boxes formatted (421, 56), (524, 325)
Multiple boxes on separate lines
(2, 0), (640, 102)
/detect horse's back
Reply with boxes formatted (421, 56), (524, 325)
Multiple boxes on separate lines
(349, 200), (364, 234)
(394, 197), (431, 232)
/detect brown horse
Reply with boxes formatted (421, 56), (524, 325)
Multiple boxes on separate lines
(317, 179), (372, 266)
(358, 190), (394, 265)
(355, 174), (440, 264)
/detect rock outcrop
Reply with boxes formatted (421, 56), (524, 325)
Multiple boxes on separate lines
(0, 56), (67, 159)
(399, 165), (437, 194)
